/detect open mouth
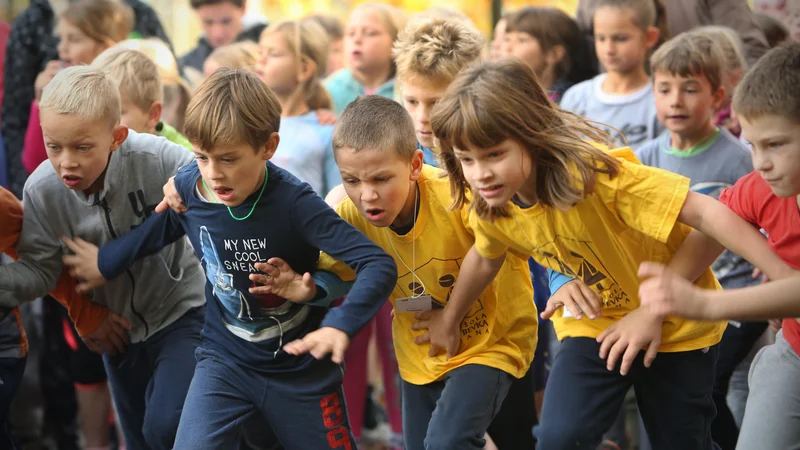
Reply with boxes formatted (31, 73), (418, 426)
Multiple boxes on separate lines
(364, 208), (386, 221)
(213, 186), (235, 202)
(61, 174), (82, 188)
(479, 184), (504, 198)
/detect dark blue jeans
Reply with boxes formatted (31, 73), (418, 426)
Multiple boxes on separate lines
(174, 347), (355, 449)
(401, 364), (513, 450)
(534, 337), (719, 450)
(104, 306), (204, 450)
(0, 357), (25, 450)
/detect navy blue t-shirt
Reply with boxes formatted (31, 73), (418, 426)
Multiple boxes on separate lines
(98, 161), (396, 372)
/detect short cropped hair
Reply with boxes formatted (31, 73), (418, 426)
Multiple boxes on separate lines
(393, 17), (484, 85)
(190, 0), (244, 9)
(733, 41), (800, 122)
(650, 31), (726, 92)
(40, 65), (120, 128)
(333, 96), (417, 160)
(184, 68), (281, 152)
(93, 47), (162, 113)
(60, 0), (133, 45)
(593, 0), (656, 30)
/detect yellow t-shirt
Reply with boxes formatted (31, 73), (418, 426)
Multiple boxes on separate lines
(318, 165), (538, 385)
(470, 148), (726, 353)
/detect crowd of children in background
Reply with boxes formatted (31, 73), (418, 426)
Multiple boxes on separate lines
(0, 0), (798, 449)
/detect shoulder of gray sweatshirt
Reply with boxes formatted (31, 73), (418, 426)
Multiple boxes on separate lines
(0, 130), (206, 342)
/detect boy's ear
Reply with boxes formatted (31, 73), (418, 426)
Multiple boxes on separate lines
(147, 102), (163, 133)
(409, 148), (424, 181)
(711, 85), (726, 111)
(110, 125), (129, 153)
(262, 132), (280, 161)
(644, 26), (661, 50)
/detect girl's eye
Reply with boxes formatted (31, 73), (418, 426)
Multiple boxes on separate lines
(77, 146), (90, 152)
(344, 179), (358, 185)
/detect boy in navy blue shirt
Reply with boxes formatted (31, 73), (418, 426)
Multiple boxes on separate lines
(63, 68), (397, 448)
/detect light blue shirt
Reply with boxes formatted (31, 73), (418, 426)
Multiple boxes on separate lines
(560, 74), (664, 149)
(272, 112), (339, 197)
(324, 69), (396, 114)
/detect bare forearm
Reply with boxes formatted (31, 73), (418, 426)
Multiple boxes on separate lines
(444, 246), (504, 322)
(680, 193), (794, 281)
(704, 276), (800, 321)
(667, 229), (724, 282)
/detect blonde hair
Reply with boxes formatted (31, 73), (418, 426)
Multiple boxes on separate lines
(351, 3), (408, 42)
(184, 68), (281, 152)
(40, 65), (120, 128)
(693, 26), (748, 72)
(263, 19), (333, 111)
(207, 41), (260, 71)
(593, 0), (656, 30)
(650, 31), (726, 92)
(306, 13), (344, 40)
(733, 41), (800, 122)
(60, 0), (133, 46)
(114, 38), (192, 132)
(393, 17), (484, 85)
(431, 59), (619, 219)
(92, 47), (162, 113)
(333, 96), (417, 160)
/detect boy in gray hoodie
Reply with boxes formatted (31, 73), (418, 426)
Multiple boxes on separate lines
(0, 66), (205, 450)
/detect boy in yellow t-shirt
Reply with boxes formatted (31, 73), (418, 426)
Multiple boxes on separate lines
(250, 96), (538, 450)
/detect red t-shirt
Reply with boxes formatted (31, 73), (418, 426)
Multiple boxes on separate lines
(720, 171), (800, 355)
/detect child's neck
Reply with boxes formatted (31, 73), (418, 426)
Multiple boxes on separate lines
(538, 69), (556, 94)
(602, 69), (650, 95)
(352, 66), (392, 92)
(390, 182), (419, 232)
(515, 171), (539, 207)
(278, 93), (311, 118)
(671, 121), (717, 151)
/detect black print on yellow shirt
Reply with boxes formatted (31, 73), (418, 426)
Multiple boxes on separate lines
(395, 257), (488, 339)
(539, 243), (632, 309)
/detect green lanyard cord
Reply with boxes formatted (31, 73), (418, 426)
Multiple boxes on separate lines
(201, 166), (269, 221)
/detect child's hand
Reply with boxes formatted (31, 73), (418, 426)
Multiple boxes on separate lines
(540, 279), (602, 320)
(82, 311), (132, 356)
(61, 237), (106, 292)
(315, 109), (337, 125)
(35, 60), (62, 101)
(411, 309), (462, 359)
(283, 327), (350, 363)
(155, 176), (186, 214)
(249, 258), (317, 302)
(751, 267), (770, 284)
(638, 262), (710, 319)
(596, 307), (663, 376)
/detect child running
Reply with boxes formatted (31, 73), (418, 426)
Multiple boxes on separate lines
(63, 68), (397, 448)
(430, 58), (793, 450)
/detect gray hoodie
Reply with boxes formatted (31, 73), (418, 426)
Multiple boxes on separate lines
(0, 130), (205, 343)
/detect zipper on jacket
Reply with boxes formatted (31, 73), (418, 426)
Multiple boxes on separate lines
(99, 199), (150, 338)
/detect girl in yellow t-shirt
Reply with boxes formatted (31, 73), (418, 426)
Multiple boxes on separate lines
(429, 58), (793, 450)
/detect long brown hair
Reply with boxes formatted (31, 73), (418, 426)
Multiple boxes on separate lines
(264, 19), (333, 111)
(431, 59), (620, 220)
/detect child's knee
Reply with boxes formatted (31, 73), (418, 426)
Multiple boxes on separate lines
(142, 407), (182, 450)
(424, 429), (485, 450)
(534, 421), (598, 450)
